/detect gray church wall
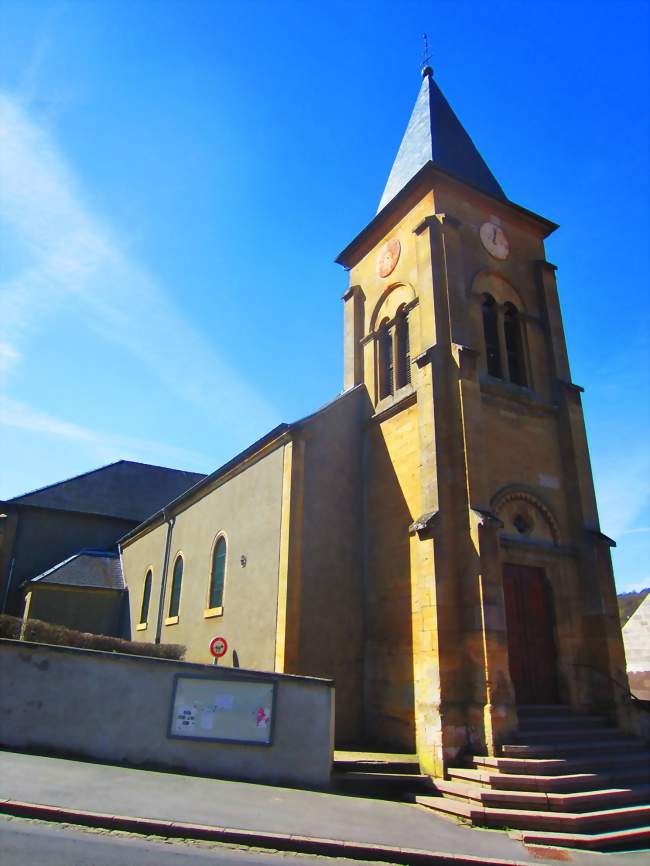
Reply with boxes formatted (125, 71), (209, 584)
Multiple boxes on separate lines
(0, 507), (134, 615)
(0, 639), (334, 788)
(121, 444), (285, 670)
(294, 386), (370, 744)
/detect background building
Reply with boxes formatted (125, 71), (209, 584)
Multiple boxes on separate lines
(0, 460), (204, 617)
(623, 594), (650, 701)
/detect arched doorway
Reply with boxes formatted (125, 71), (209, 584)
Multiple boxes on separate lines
(502, 564), (559, 705)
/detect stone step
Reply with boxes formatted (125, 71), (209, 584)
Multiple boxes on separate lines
(415, 796), (650, 833)
(515, 824), (650, 852)
(472, 752), (650, 776)
(448, 765), (650, 793)
(514, 727), (628, 744)
(500, 738), (643, 758)
(333, 749), (420, 775)
(449, 766), (601, 791)
(332, 750), (419, 775)
(517, 714), (609, 730)
(415, 794), (473, 820)
(331, 771), (433, 795)
(433, 778), (650, 813)
(516, 705), (574, 715)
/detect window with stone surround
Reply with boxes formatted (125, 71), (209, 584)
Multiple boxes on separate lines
(208, 536), (227, 611)
(168, 555), (183, 619)
(377, 307), (411, 399)
(139, 569), (152, 625)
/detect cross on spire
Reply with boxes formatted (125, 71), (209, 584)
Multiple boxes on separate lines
(422, 33), (432, 77)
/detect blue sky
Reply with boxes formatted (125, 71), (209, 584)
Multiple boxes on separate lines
(0, 0), (648, 592)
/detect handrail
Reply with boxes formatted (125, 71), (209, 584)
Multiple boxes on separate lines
(573, 663), (650, 710)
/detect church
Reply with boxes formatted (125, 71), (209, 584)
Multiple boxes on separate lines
(119, 64), (629, 778)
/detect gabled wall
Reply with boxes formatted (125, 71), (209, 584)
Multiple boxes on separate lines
(285, 386), (370, 744)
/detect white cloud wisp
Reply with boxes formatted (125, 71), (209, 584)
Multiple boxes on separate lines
(0, 92), (278, 446)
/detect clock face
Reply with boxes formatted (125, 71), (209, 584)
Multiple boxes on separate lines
(480, 222), (510, 260)
(377, 238), (401, 278)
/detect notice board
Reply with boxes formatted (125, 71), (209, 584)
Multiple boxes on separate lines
(168, 673), (277, 746)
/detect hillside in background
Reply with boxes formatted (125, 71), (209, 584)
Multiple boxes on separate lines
(618, 588), (650, 626)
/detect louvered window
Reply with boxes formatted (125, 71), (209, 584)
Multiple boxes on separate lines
(482, 294), (502, 378)
(504, 303), (527, 386)
(378, 321), (393, 398)
(395, 308), (410, 388)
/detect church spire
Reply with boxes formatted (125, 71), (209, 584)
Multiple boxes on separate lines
(377, 66), (506, 213)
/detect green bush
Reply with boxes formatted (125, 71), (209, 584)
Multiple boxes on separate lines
(0, 614), (21, 640)
(0, 614), (185, 660)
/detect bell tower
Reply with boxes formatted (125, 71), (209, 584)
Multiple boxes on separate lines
(337, 66), (627, 775)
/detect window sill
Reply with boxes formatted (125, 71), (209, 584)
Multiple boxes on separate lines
(480, 377), (556, 414)
(135, 622), (148, 632)
(372, 384), (416, 423)
(165, 615), (179, 626)
(204, 606), (224, 619)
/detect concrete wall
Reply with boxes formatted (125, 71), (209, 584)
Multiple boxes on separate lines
(0, 638), (334, 788)
(121, 444), (285, 670)
(24, 585), (127, 638)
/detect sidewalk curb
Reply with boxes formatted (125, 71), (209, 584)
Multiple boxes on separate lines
(0, 798), (529, 865)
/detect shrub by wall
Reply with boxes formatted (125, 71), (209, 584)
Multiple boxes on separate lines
(0, 614), (185, 660)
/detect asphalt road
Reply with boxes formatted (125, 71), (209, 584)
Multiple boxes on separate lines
(0, 816), (365, 866)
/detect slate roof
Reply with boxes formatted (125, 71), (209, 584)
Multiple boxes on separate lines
(27, 549), (124, 591)
(378, 68), (506, 213)
(9, 460), (206, 522)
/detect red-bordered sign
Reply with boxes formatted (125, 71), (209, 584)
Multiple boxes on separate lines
(209, 636), (228, 658)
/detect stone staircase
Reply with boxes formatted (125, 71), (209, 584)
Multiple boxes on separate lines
(415, 705), (650, 851)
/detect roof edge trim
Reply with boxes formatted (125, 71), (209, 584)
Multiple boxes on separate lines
(119, 423), (291, 548)
(335, 162), (558, 269)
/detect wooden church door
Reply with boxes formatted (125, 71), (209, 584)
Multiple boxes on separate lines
(502, 564), (559, 705)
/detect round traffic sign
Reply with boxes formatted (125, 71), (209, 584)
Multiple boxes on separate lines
(209, 636), (228, 658)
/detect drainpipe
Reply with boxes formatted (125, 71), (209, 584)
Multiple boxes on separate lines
(155, 510), (175, 645)
(1, 557), (15, 614)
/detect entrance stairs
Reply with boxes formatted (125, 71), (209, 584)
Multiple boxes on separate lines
(415, 705), (650, 852)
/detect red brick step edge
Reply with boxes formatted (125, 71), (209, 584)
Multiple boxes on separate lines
(0, 797), (529, 866)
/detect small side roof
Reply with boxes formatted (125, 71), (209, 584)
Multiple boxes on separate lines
(8, 460), (207, 522)
(26, 549), (124, 591)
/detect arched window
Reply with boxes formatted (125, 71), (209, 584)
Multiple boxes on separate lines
(209, 537), (227, 610)
(504, 303), (527, 386)
(482, 294), (502, 378)
(168, 555), (183, 618)
(394, 306), (411, 389)
(378, 319), (393, 399)
(139, 569), (152, 625)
